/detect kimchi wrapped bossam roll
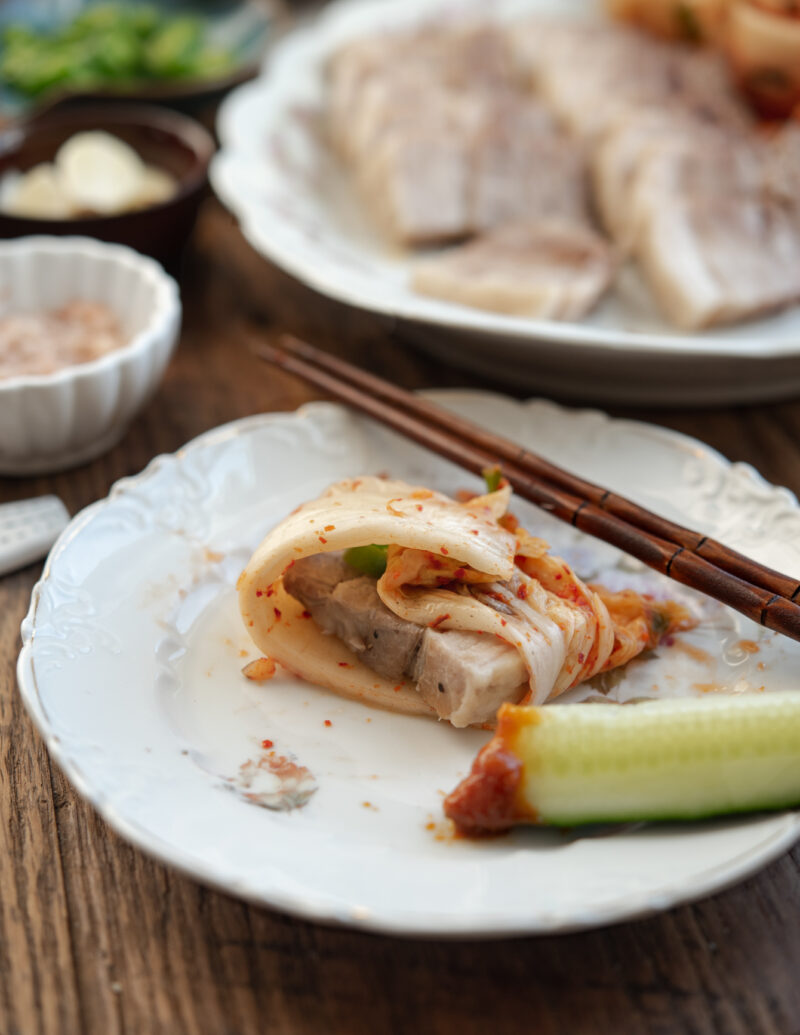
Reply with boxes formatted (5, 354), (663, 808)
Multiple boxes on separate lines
(238, 477), (693, 728)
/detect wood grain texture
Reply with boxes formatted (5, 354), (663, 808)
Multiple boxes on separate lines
(2, 202), (800, 1035)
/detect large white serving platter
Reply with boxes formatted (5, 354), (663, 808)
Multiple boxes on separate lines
(17, 392), (800, 937)
(210, 0), (800, 405)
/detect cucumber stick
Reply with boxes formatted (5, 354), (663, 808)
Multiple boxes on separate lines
(509, 692), (800, 826)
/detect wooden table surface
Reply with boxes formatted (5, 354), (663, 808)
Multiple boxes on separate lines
(2, 203), (800, 1035)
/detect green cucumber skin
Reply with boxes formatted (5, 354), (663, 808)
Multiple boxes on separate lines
(512, 693), (800, 827)
(539, 799), (800, 828)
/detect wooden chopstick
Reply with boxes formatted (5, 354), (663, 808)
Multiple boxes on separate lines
(274, 334), (800, 600)
(249, 332), (800, 643)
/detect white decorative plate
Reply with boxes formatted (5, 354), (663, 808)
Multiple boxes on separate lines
(17, 393), (800, 937)
(211, 0), (800, 405)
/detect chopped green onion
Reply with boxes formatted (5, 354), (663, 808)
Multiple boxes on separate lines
(344, 545), (389, 579)
(482, 466), (503, 494)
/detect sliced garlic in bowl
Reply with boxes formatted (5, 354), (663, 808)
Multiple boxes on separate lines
(2, 164), (73, 219)
(0, 105), (211, 261)
(131, 165), (177, 209)
(56, 131), (151, 215)
(1, 131), (178, 219)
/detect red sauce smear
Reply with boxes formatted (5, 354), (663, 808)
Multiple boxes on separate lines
(429, 613), (451, 629)
(444, 738), (526, 835)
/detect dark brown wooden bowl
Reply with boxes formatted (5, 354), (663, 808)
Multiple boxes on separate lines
(0, 105), (215, 263)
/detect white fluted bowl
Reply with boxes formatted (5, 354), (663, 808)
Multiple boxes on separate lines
(0, 237), (180, 474)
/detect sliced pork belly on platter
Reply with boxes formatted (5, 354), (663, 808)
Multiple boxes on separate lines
(318, 9), (800, 336)
(411, 221), (616, 320)
(591, 112), (733, 250)
(345, 89), (591, 245)
(356, 118), (477, 246)
(632, 135), (800, 329)
(326, 21), (592, 246)
(514, 19), (750, 141)
(326, 23), (514, 162)
(470, 96), (589, 231)
(516, 22), (683, 138)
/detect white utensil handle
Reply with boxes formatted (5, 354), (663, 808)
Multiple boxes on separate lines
(0, 496), (70, 577)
